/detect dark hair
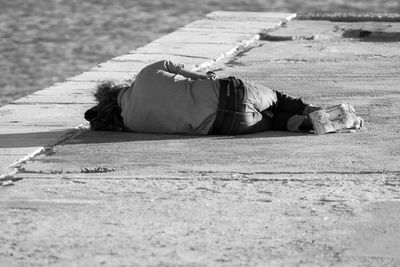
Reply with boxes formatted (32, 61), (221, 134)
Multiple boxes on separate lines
(84, 82), (130, 131)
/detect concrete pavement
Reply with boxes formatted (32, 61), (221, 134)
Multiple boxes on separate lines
(1, 12), (400, 266)
(0, 11), (294, 179)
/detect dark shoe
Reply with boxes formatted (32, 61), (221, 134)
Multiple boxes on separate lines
(303, 105), (322, 115)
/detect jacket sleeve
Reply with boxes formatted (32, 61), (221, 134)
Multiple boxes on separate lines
(142, 60), (184, 74)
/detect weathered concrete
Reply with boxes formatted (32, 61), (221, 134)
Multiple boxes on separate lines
(0, 11), (293, 177)
(13, 82), (97, 104)
(1, 12), (400, 266)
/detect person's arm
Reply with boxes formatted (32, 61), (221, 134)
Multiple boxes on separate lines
(164, 60), (211, 80)
(178, 68), (208, 80)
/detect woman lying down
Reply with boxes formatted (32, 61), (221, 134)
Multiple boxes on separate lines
(84, 60), (363, 135)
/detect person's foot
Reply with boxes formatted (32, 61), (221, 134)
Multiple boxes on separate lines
(299, 116), (314, 131)
(303, 105), (322, 115)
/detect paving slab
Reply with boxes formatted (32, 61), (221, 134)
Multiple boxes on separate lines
(67, 71), (137, 83)
(151, 30), (258, 45)
(135, 42), (243, 58)
(0, 104), (89, 128)
(207, 11), (297, 21)
(2, 12), (400, 267)
(184, 20), (279, 34)
(90, 61), (149, 73)
(111, 53), (209, 65)
(13, 82), (97, 104)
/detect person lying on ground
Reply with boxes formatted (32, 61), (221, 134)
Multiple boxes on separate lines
(84, 59), (322, 135)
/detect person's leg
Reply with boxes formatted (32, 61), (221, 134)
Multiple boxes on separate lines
(271, 90), (322, 115)
(265, 90), (322, 132)
(241, 79), (277, 112)
(211, 77), (273, 135)
(211, 111), (273, 135)
(213, 78), (316, 134)
(241, 78), (321, 116)
(269, 111), (297, 131)
(268, 111), (314, 132)
(273, 90), (308, 114)
(237, 112), (273, 134)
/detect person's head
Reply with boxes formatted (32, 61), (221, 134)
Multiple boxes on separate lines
(84, 82), (129, 131)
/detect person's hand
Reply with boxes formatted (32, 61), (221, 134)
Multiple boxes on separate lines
(206, 71), (218, 79)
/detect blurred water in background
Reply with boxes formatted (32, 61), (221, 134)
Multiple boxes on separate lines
(0, 0), (398, 106)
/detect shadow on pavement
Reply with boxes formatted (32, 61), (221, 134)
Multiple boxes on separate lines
(0, 129), (310, 149)
(0, 130), (67, 148)
(70, 129), (309, 144)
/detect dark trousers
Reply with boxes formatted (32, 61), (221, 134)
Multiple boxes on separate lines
(210, 77), (307, 135)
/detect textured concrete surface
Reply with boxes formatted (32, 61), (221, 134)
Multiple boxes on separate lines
(0, 11), (292, 177)
(1, 12), (400, 266)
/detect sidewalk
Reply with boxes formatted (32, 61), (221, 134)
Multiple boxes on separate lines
(0, 11), (294, 179)
(1, 12), (400, 266)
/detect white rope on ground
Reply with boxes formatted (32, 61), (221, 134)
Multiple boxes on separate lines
(192, 18), (290, 72)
